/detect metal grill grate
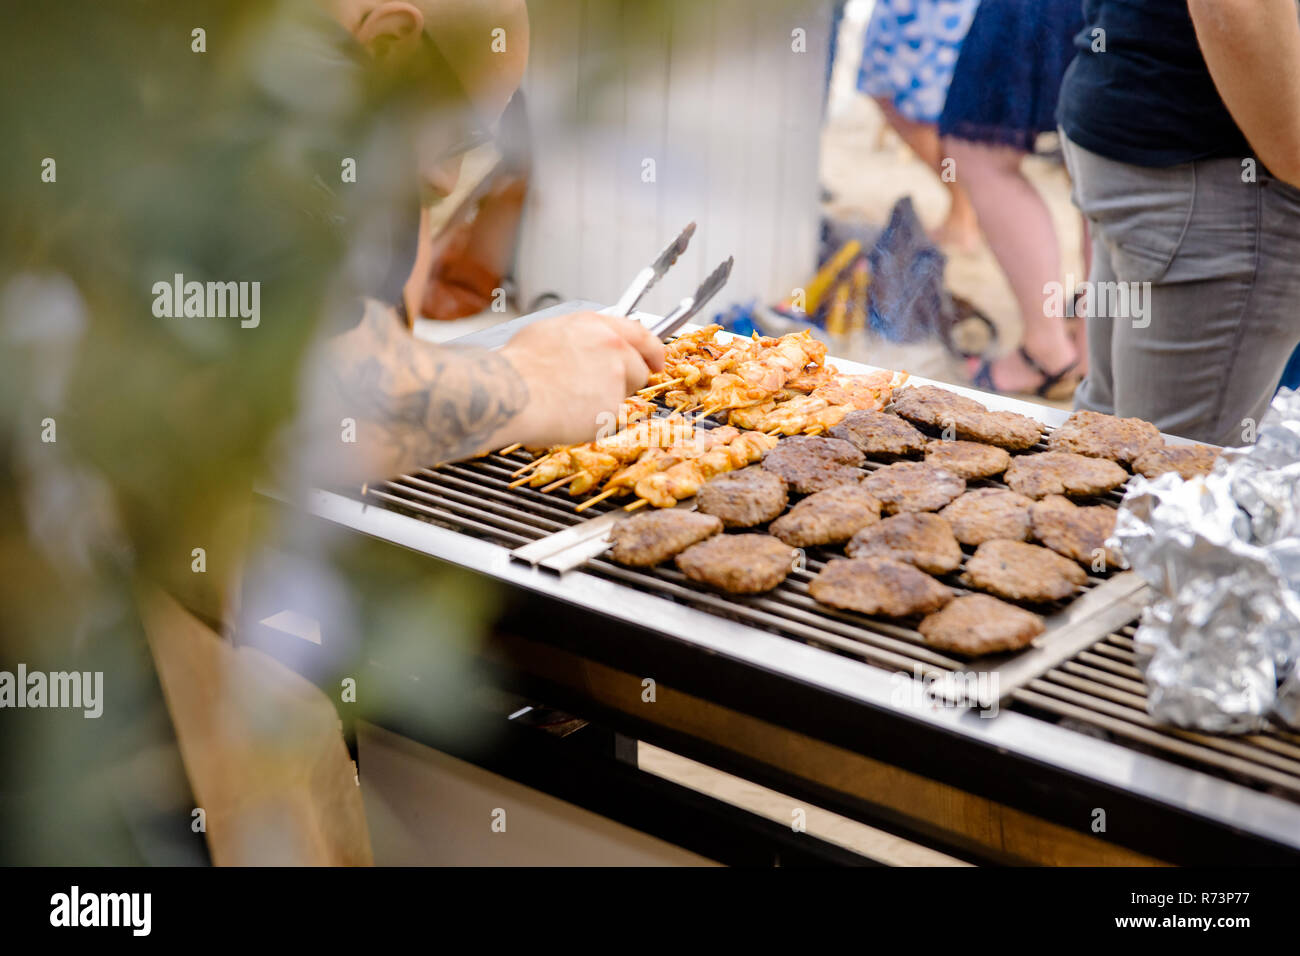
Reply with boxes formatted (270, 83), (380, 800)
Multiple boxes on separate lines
(356, 416), (1300, 802)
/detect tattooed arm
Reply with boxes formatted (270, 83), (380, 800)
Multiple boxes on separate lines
(308, 301), (664, 483)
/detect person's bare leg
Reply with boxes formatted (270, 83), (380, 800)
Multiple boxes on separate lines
(947, 138), (1077, 393)
(875, 98), (981, 253)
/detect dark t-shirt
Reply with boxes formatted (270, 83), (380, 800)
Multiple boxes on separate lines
(1057, 0), (1252, 166)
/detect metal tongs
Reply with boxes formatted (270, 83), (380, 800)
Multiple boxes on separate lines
(605, 222), (734, 340)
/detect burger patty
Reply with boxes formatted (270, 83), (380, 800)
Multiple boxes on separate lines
(1030, 495), (1123, 569)
(962, 539), (1087, 603)
(1047, 409), (1161, 464)
(891, 385), (986, 428)
(696, 466), (789, 528)
(770, 485), (883, 548)
(1132, 442), (1220, 480)
(860, 461), (965, 514)
(923, 439), (1012, 479)
(675, 533), (795, 593)
(845, 512), (962, 575)
(891, 385), (1042, 450)
(809, 556), (953, 618)
(954, 410), (1044, 450)
(827, 409), (928, 457)
(918, 595), (1045, 655)
(1004, 451), (1129, 499)
(937, 487), (1034, 546)
(609, 509), (723, 566)
(761, 436), (865, 494)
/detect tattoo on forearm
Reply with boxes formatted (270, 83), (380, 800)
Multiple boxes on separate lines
(324, 303), (528, 475)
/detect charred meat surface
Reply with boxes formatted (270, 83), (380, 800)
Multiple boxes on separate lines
(809, 556), (952, 618)
(962, 539), (1087, 603)
(1004, 451), (1128, 499)
(955, 410), (1043, 450)
(1132, 442), (1220, 480)
(938, 487), (1034, 546)
(845, 512), (962, 575)
(860, 461), (965, 514)
(918, 595), (1045, 655)
(675, 533), (795, 593)
(1047, 409), (1161, 464)
(923, 439), (1012, 479)
(609, 509), (723, 567)
(761, 435), (865, 494)
(770, 485), (883, 548)
(1030, 494), (1123, 568)
(891, 385), (986, 428)
(696, 466), (789, 528)
(891, 385), (1042, 450)
(827, 409), (928, 457)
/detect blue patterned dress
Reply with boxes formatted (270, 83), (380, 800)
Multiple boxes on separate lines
(857, 0), (980, 125)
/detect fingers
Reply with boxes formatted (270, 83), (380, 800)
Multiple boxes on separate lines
(612, 336), (653, 393)
(594, 314), (666, 373)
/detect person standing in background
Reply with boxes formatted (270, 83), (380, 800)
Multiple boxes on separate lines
(1057, 0), (1300, 446)
(858, 0), (982, 252)
(939, 0), (1086, 400)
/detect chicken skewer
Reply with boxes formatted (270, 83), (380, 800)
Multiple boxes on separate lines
(625, 430), (779, 510)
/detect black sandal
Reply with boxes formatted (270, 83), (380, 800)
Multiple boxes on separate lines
(971, 346), (1082, 401)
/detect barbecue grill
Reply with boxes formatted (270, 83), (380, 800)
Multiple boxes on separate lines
(241, 304), (1300, 865)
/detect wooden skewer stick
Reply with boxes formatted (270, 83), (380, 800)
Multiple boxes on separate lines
(765, 428), (782, 437)
(510, 453), (551, 477)
(806, 425), (824, 436)
(699, 405), (727, 419)
(508, 474), (540, 489)
(541, 473), (580, 493)
(624, 498), (650, 512)
(574, 488), (619, 512)
(497, 443), (523, 456)
(637, 377), (683, 396)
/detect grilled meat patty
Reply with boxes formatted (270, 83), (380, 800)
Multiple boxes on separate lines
(609, 509), (723, 566)
(962, 539), (1087, 603)
(1004, 451), (1128, 499)
(1030, 495), (1123, 569)
(891, 385), (1043, 450)
(954, 410), (1043, 450)
(892, 385), (986, 428)
(770, 485), (883, 548)
(696, 466), (789, 528)
(675, 533), (795, 593)
(827, 409), (928, 457)
(1047, 409), (1161, 464)
(918, 595), (1045, 655)
(860, 461), (965, 514)
(810, 556), (953, 618)
(761, 436), (865, 494)
(923, 439), (1012, 479)
(845, 512), (962, 575)
(938, 487), (1034, 546)
(1132, 442), (1220, 480)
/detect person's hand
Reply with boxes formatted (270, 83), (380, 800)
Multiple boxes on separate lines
(497, 311), (666, 448)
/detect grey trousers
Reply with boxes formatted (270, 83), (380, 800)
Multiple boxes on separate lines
(1061, 132), (1300, 447)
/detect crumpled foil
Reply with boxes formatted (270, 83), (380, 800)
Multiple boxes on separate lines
(1111, 388), (1300, 734)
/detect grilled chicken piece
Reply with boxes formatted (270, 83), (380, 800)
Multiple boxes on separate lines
(609, 510), (723, 567)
